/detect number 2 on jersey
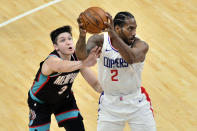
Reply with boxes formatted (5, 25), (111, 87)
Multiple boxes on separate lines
(111, 70), (118, 81)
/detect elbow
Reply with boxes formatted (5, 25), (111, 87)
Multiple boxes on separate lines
(96, 88), (103, 93)
(76, 54), (86, 60)
(93, 81), (103, 93)
(125, 55), (135, 64)
(75, 51), (88, 60)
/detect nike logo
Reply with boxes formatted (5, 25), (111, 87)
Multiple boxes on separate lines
(139, 98), (143, 103)
(105, 49), (111, 52)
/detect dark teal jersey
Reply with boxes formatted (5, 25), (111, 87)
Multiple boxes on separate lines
(29, 50), (80, 104)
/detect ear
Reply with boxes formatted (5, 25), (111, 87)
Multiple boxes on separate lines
(115, 25), (121, 34)
(53, 44), (59, 51)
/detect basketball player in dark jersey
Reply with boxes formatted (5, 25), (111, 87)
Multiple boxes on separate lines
(27, 26), (102, 131)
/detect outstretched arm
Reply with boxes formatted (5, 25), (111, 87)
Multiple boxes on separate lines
(80, 67), (103, 93)
(41, 46), (101, 76)
(110, 33), (149, 63)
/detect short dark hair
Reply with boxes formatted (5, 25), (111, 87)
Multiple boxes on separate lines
(50, 25), (72, 44)
(113, 12), (135, 27)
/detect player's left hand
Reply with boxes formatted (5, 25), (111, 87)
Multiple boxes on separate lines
(82, 46), (101, 67)
(77, 13), (87, 37)
(103, 13), (116, 37)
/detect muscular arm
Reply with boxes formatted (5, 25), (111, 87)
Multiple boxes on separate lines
(41, 46), (101, 76)
(75, 34), (104, 60)
(110, 32), (149, 64)
(105, 13), (149, 64)
(41, 56), (85, 76)
(75, 35), (87, 60)
(80, 67), (103, 93)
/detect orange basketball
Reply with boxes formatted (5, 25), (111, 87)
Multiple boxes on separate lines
(80, 7), (108, 34)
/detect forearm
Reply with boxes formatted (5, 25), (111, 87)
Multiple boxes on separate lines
(110, 32), (135, 63)
(91, 81), (103, 93)
(80, 68), (103, 93)
(57, 60), (84, 72)
(76, 35), (88, 60)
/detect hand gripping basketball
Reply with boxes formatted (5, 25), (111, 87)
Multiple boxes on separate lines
(79, 7), (108, 34)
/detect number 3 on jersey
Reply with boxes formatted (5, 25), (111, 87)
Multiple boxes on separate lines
(111, 70), (118, 81)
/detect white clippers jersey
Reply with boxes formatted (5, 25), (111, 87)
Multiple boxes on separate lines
(98, 32), (144, 95)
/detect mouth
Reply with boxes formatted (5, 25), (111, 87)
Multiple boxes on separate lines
(68, 47), (73, 50)
(128, 36), (136, 43)
(130, 36), (136, 40)
(129, 38), (134, 42)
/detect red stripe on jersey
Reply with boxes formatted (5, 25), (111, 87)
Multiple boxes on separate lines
(34, 76), (50, 95)
(29, 122), (50, 128)
(141, 87), (154, 115)
(71, 54), (76, 61)
(49, 54), (58, 57)
(58, 116), (78, 124)
(55, 109), (79, 116)
(30, 81), (36, 92)
(37, 72), (41, 82)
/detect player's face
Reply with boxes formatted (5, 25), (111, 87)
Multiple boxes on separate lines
(119, 18), (137, 45)
(55, 32), (74, 55)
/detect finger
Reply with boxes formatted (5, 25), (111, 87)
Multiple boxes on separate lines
(104, 22), (110, 27)
(79, 23), (84, 28)
(77, 17), (81, 24)
(93, 47), (101, 56)
(77, 13), (83, 23)
(90, 46), (98, 53)
(102, 27), (109, 32)
(105, 13), (113, 23)
(96, 47), (102, 57)
(95, 47), (102, 55)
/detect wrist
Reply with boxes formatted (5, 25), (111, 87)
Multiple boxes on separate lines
(80, 60), (86, 68)
(79, 32), (86, 38)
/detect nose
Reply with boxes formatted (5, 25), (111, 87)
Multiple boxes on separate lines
(132, 29), (136, 36)
(65, 40), (72, 45)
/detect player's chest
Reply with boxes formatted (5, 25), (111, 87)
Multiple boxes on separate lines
(51, 72), (79, 86)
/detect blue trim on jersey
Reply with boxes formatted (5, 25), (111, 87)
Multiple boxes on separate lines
(55, 110), (79, 123)
(98, 91), (104, 104)
(32, 73), (48, 94)
(108, 36), (118, 52)
(29, 123), (50, 131)
(49, 72), (62, 77)
(98, 92), (104, 112)
(46, 54), (64, 77)
(48, 54), (59, 58)
(30, 90), (44, 104)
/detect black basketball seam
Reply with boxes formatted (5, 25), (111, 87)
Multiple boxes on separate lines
(83, 12), (101, 31)
(83, 11), (102, 32)
(90, 9), (106, 30)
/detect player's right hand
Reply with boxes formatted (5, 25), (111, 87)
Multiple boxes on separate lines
(77, 13), (87, 37)
(103, 12), (116, 37)
(82, 46), (101, 67)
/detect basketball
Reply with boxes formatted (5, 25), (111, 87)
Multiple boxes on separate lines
(80, 7), (108, 34)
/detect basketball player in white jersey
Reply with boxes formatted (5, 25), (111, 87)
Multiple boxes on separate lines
(76, 12), (156, 131)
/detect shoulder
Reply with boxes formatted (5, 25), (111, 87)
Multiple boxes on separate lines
(86, 34), (104, 53)
(88, 34), (104, 47)
(41, 52), (61, 76)
(133, 37), (149, 53)
(48, 50), (60, 58)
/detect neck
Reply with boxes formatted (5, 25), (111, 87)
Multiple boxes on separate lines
(57, 51), (71, 60)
